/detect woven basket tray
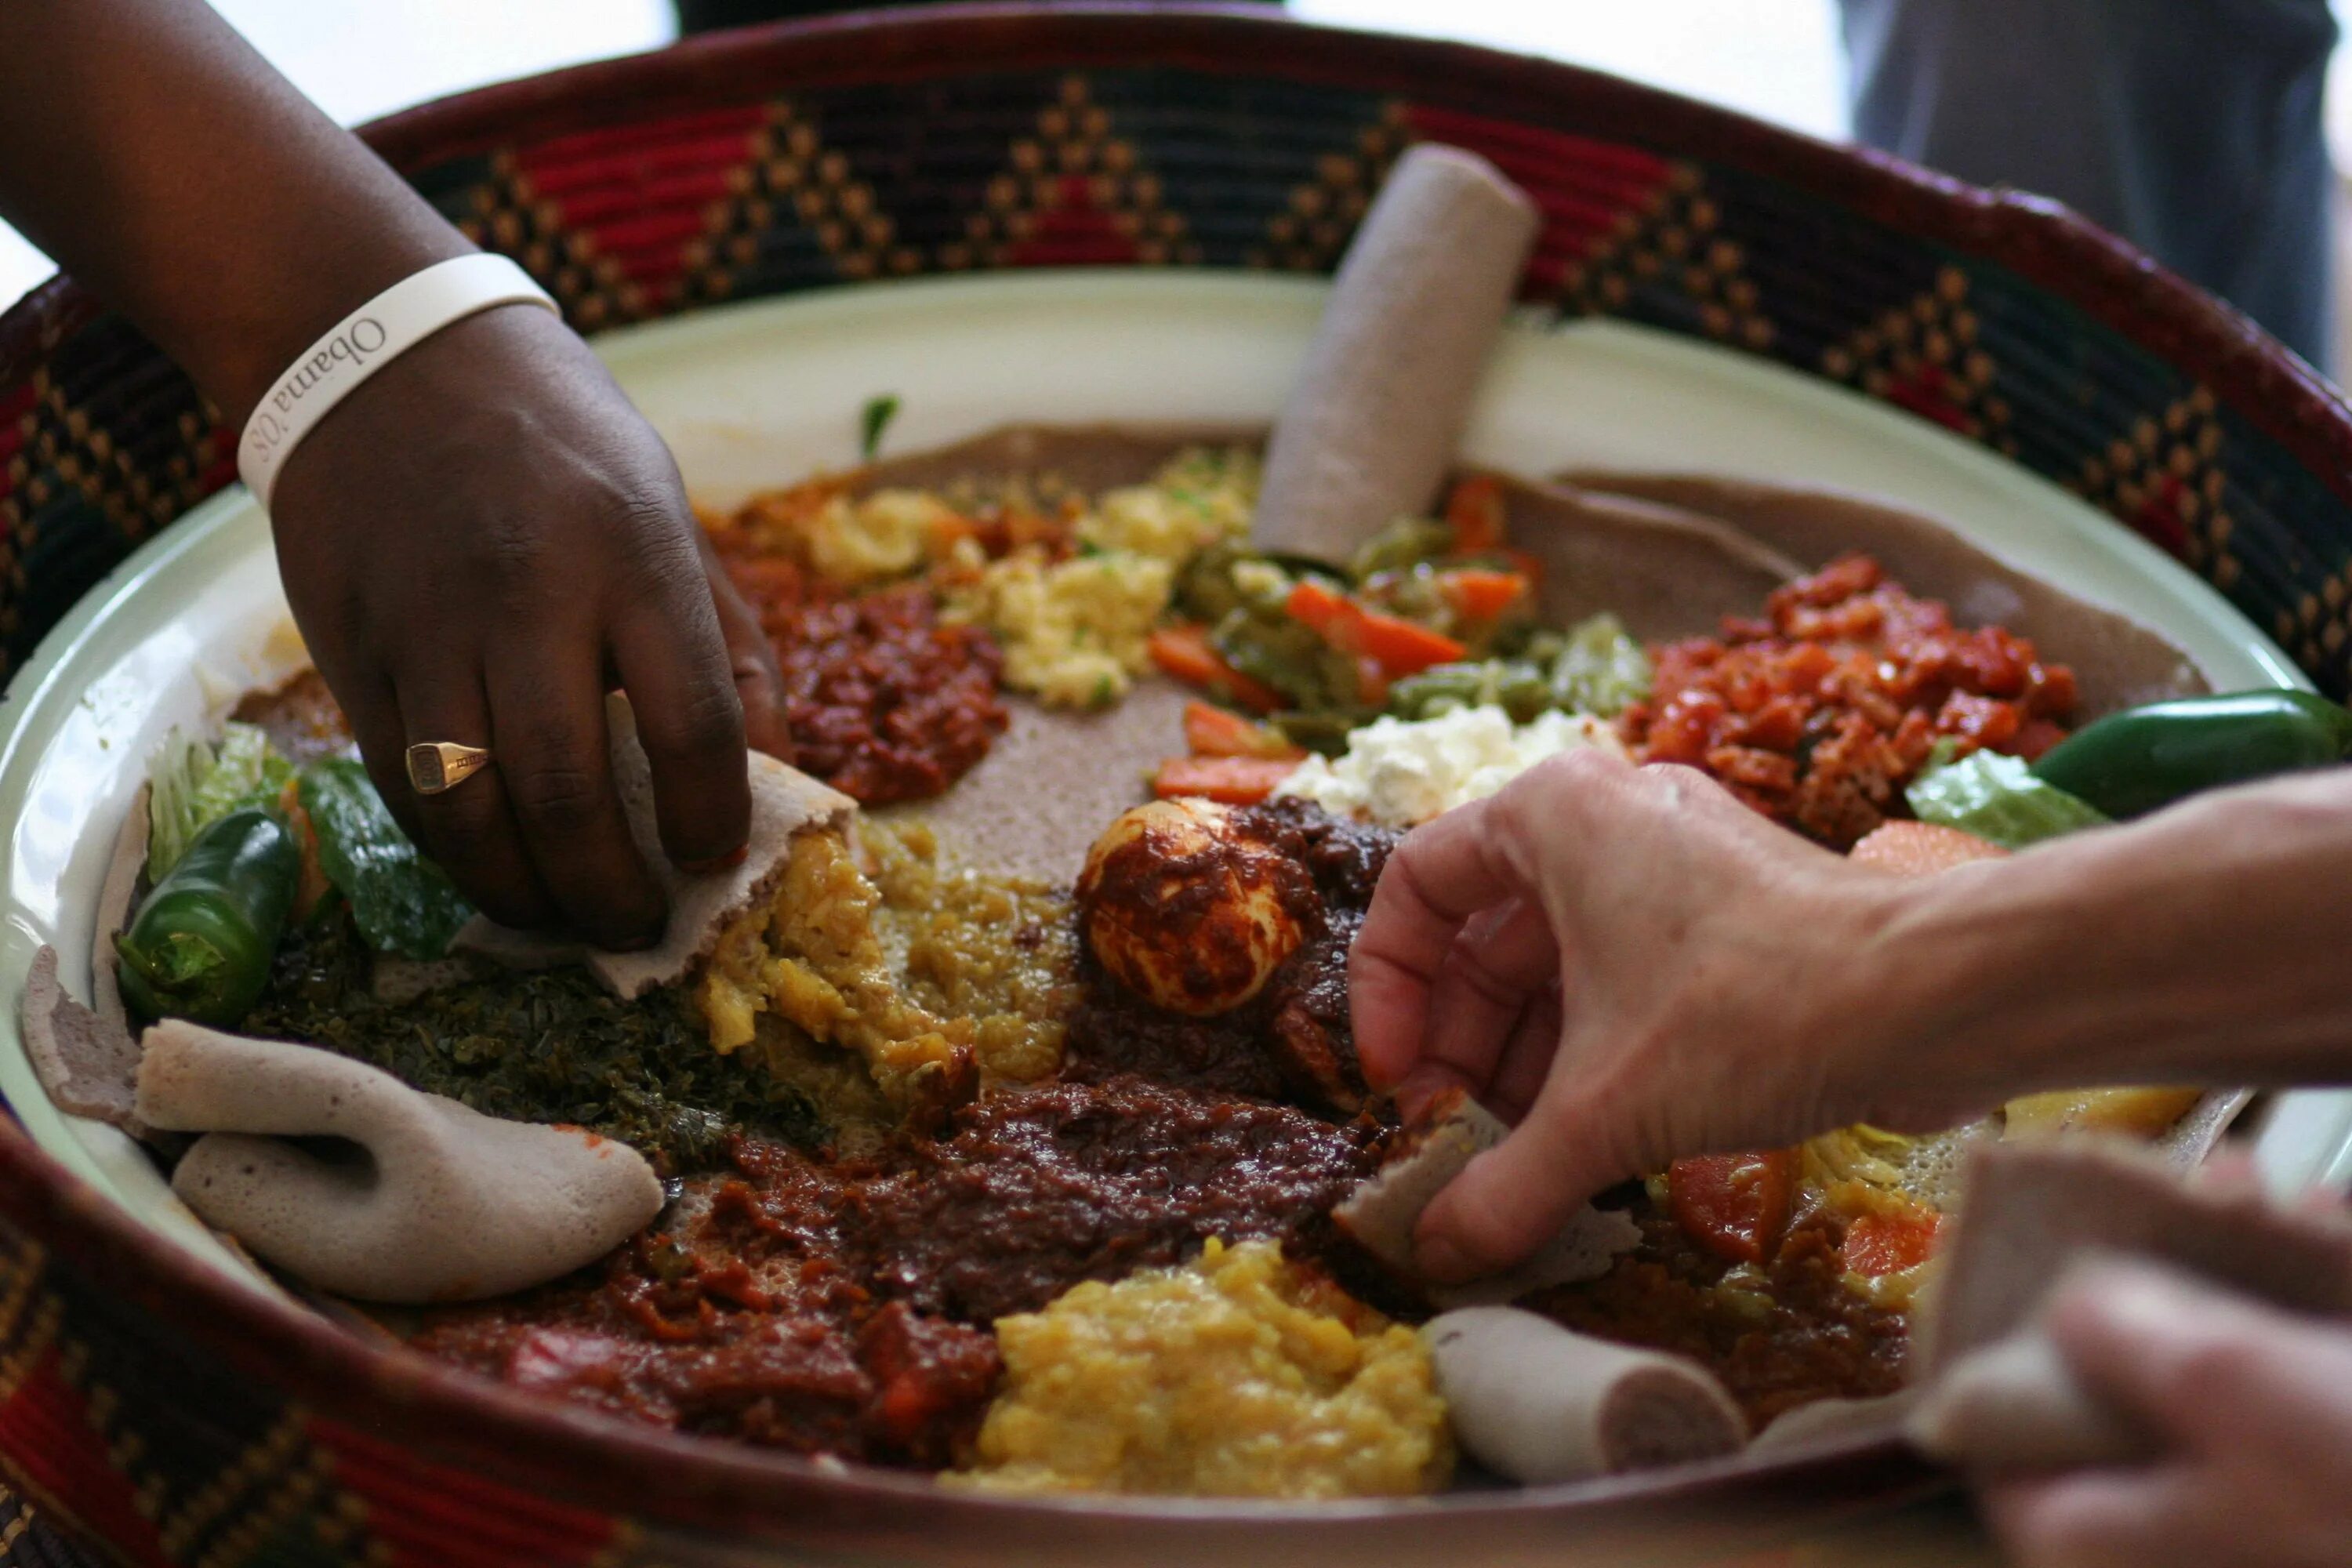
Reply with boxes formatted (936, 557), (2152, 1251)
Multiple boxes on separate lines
(0, 5), (2347, 1565)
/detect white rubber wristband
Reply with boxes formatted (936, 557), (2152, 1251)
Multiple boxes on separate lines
(237, 253), (559, 508)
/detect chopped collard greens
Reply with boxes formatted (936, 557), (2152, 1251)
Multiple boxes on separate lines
(241, 909), (828, 1174)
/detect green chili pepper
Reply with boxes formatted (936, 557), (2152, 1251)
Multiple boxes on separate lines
(298, 758), (475, 960)
(2029, 689), (2352, 819)
(113, 807), (299, 1025)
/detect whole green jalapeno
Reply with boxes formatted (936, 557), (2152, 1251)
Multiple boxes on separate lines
(2030, 689), (2352, 819)
(113, 807), (299, 1025)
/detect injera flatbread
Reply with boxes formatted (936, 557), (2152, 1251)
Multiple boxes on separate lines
(1427, 1306), (1746, 1483)
(1918, 1140), (2352, 1375)
(456, 696), (855, 997)
(19, 946), (144, 1135)
(137, 1019), (663, 1302)
(1563, 473), (2212, 714)
(1335, 1091), (1641, 1309)
(843, 426), (1808, 880)
(1253, 145), (1539, 564)
(873, 682), (1192, 884)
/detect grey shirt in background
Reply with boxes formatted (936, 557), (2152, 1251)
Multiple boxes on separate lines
(1839, 0), (2340, 371)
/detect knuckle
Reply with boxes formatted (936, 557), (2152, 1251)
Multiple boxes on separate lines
(644, 682), (744, 762)
(2167, 1334), (2259, 1411)
(506, 759), (611, 839)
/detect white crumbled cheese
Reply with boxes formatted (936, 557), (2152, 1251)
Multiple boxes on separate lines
(1274, 706), (1624, 827)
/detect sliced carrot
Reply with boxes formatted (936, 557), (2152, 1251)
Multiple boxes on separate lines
(1667, 1149), (1801, 1265)
(1284, 579), (1353, 639)
(1147, 624), (1284, 713)
(1285, 580), (1467, 678)
(1440, 568), (1531, 621)
(1842, 1207), (1943, 1277)
(1183, 700), (1305, 761)
(1445, 474), (1508, 552)
(1352, 606), (1468, 677)
(1152, 755), (1300, 805)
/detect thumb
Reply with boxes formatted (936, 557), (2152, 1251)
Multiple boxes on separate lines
(1412, 1096), (1618, 1283)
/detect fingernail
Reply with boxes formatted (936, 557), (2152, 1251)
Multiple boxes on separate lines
(1414, 1233), (1475, 1284)
(680, 845), (749, 875)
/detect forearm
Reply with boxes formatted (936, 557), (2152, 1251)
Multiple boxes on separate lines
(1882, 766), (2352, 1095)
(0, 0), (469, 422)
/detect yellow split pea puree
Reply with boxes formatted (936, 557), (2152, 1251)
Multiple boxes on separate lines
(959, 1238), (1452, 1498)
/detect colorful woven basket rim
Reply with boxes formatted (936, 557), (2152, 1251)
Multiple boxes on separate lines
(0, 1), (2343, 1547)
(9, 1), (2350, 518)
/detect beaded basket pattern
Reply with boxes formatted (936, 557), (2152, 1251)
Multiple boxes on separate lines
(0, 6), (2347, 1564)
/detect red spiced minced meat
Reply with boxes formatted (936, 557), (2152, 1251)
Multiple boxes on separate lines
(409, 1076), (1374, 1465)
(717, 539), (1008, 804)
(1621, 554), (2078, 847)
(767, 586), (1007, 804)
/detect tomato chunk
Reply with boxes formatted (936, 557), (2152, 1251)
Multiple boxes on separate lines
(1152, 755), (1300, 805)
(1842, 1205), (1943, 1277)
(1666, 1149), (1801, 1265)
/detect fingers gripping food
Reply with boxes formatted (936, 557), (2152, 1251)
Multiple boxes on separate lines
(456, 696), (856, 996)
(1335, 1092), (1642, 1308)
(1254, 145), (1540, 563)
(135, 1021), (663, 1302)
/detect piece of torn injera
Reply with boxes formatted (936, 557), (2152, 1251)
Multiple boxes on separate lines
(1334, 1091), (1640, 1308)
(136, 1019), (664, 1303)
(455, 697), (855, 998)
(1907, 1142), (2352, 1474)
(1559, 474), (2210, 714)
(1919, 1140), (2352, 1373)
(20, 946), (145, 1135)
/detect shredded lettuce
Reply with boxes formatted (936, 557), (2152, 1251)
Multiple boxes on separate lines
(146, 723), (295, 879)
(1904, 750), (2108, 850)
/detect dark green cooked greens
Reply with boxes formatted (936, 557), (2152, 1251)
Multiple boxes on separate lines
(241, 909), (826, 1174)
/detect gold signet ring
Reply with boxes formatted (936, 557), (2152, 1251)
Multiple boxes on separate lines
(407, 742), (493, 796)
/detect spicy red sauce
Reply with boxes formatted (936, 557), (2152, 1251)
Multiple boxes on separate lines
(1620, 554), (2078, 848)
(408, 1076), (1375, 1465)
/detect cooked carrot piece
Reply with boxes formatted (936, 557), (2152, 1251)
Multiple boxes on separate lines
(1151, 755), (1300, 805)
(1147, 624), (1284, 713)
(1842, 1206), (1943, 1276)
(1183, 701), (1305, 761)
(1445, 474), (1508, 552)
(1286, 580), (1467, 678)
(1352, 608), (1467, 677)
(1284, 579), (1353, 639)
(1440, 568), (1531, 621)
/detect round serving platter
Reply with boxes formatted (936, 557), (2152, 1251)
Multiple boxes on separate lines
(0, 269), (2343, 1560)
